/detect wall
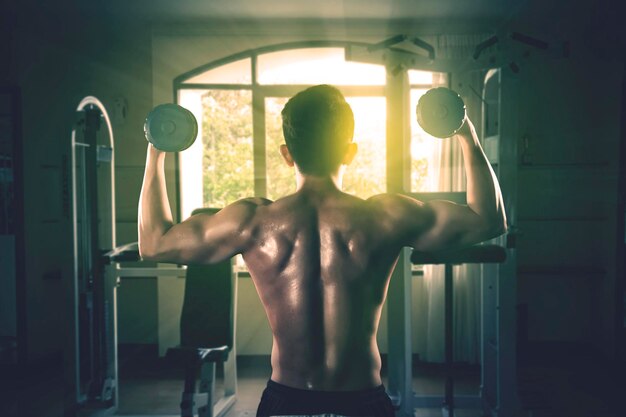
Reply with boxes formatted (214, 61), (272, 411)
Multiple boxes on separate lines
(8, 2), (154, 364)
(514, 46), (623, 357)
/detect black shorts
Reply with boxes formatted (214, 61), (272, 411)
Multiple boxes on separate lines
(256, 379), (395, 417)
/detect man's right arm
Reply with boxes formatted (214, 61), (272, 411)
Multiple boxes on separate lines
(373, 117), (507, 252)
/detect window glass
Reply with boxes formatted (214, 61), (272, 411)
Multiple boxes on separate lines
(410, 89), (443, 192)
(201, 89), (254, 206)
(178, 48), (447, 215)
(258, 48), (385, 86)
(408, 70), (433, 85)
(343, 97), (386, 198)
(265, 97), (295, 200)
(184, 58), (252, 84)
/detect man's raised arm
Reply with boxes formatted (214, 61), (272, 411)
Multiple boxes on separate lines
(414, 117), (507, 251)
(137, 144), (266, 264)
(374, 117), (507, 253)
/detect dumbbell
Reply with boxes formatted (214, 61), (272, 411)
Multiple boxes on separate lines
(144, 104), (198, 152)
(416, 87), (466, 138)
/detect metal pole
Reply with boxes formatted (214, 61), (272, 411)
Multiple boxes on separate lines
(444, 263), (454, 417)
(386, 64), (413, 417)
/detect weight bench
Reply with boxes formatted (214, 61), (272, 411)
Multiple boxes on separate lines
(411, 244), (506, 417)
(166, 208), (237, 417)
(105, 208), (237, 417)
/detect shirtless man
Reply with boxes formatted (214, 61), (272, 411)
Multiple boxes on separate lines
(138, 85), (507, 417)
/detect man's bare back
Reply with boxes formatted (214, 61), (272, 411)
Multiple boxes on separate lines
(241, 183), (406, 390)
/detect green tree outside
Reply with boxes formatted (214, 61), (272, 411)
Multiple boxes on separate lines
(201, 90), (433, 207)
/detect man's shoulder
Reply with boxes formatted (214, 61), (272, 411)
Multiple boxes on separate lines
(366, 193), (415, 210)
(365, 193), (433, 227)
(215, 197), (273, 223)
(236, 197), (274, 207)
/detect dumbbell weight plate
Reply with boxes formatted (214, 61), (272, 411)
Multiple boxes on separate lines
(416, 87), (466, 138)
(144, 104), (198, 152)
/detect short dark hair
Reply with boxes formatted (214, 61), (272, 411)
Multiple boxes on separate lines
(281, 85), (354, 176)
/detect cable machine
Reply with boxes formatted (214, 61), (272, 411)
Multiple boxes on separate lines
(346, 31), (566, 416)
(70, 96), (118, 414)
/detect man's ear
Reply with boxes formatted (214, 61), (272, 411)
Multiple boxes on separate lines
(342, 142), (358, 165)
(280, 144), (295, 167)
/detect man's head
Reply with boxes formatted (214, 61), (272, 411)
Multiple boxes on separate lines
(281, 85), (356, 176)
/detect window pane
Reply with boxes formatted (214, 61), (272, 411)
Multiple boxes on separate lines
(343, 97), (386, 198)
(410, 89), (443, 192)
(408, 70), (433, 85)
(202, 90), (254, 206)
(409, 70), (447, 86)
(258, 48), (385, 86)
(265, 97), (295, 200)
(184, 58), (252, 84)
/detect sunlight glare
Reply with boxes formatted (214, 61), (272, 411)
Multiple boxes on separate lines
(258, 48), (385, 86)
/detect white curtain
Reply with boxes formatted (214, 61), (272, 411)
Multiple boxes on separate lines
(412, 73), (484, 363)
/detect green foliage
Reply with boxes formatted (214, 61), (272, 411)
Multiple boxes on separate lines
(200, 90), (432, 206)
(202, 90), (254, 207)
(342, 97), (386, 198)
(411, 157), (429, 191)
(265, 97), (296, 200)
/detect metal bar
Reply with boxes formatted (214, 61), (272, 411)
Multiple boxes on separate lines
(444, 263), (454, 417)
(385, 64), (413, 417)
(71, 124), (82, 403)
(510, 32), (549, 50)
(85, 107), (102, 395)
(473, 36), (498, 60)
(616, 62), (626, 364)
(213, 395), (237, 417)
(180, 83), (253, 90)
(115, 267), (187, 278)
(199, 362), (216, 417)
(411, 37), (435, 60)
(497, 64), (521, 417)
(252, 82), (267, 197)
(367, 35), (408, 52)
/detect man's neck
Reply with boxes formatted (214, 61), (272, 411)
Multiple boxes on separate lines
(295, 169), (343, 193)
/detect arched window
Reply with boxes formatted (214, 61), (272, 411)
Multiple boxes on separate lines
(176, 43), (446, 219)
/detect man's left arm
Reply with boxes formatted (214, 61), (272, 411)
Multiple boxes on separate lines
(137, 144), (262, 264)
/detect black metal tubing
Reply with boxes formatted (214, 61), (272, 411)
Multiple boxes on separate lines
(411, 245), (507, 417)
(616, 64), (626, 364)
(510, 32), (549, 50)
(411, 36), (435, 60)
(411, 245), (507, 264)
(473, 36), (498, 60)
(84, 107), (106, 396)
(444, 262), (454, 416)
(367, 35), (408, 52)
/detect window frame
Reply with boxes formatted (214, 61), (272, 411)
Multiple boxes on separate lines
(174, 40), (439, 222)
